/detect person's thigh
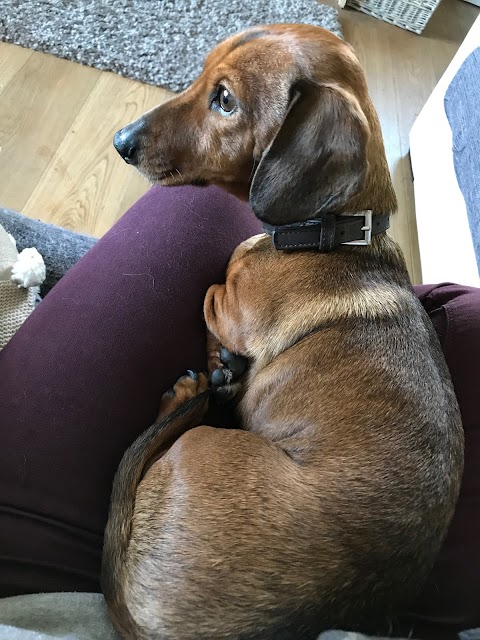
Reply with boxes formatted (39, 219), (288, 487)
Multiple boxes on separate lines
(408, 284), (480, 639)
(0, 185), (261, 596)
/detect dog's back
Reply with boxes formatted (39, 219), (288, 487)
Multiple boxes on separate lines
(233, 232), (463, 631)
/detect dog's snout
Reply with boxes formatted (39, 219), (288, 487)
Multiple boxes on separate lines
(113, 118), (147, 165)
(113, 129), (138, 165)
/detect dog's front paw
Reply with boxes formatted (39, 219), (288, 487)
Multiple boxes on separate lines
(210, 347), (248, 404)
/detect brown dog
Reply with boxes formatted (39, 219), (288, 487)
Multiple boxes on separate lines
(102, 25), (463, 640)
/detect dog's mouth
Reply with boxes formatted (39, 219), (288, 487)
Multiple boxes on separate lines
(138, 158), (209, 188)
(153, 168), (209, 188)
(144, 166), (183, 184)
(137, 162), (185, 186)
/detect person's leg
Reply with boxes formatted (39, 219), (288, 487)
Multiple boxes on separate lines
(406, 284), (480, 639)
(0, 185), (262, 597)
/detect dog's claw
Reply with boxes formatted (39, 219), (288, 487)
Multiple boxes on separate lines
(186, 370), (198, 380)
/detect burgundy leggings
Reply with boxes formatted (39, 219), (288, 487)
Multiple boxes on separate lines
(0, 186), (478, 638)
(0, 185), (262, 596)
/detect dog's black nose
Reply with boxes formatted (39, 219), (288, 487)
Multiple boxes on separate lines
(113, 118), (146, 165)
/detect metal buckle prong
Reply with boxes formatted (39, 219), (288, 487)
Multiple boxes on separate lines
(271, 227), (280, 249)
(342, 211), (372, 246)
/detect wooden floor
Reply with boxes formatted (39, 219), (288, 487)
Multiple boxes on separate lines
(0, 0), (478, 283)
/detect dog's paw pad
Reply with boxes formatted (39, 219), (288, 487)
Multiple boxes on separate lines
(210, 348), (248, 386)
(210, 367), (233, 387)
(209, 348), (248, 404)
(158, 370), (208, 419)
(219, 347), (248, 377)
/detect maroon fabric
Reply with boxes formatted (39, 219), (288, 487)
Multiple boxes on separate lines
(406, 284), (480, 639)
(0, 185), (262, 596)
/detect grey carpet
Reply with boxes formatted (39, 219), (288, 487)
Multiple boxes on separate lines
(444, 47), (480, 278)
(0, 0), (342, 92)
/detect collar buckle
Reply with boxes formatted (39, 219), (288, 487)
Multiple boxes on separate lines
(341, 211), (372, 246)
(271, 227), (281, 251)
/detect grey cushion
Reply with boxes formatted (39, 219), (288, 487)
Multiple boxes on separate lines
(0, 209), (96, 298)
(444, 47), (480, 277)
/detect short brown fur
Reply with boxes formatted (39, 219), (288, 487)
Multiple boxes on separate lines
(102, 25), (463, 640)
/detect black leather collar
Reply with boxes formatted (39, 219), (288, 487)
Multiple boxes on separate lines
(263, 211), (390, 252)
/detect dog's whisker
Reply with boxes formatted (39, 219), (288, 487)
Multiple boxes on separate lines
(249, 160), (258, 184)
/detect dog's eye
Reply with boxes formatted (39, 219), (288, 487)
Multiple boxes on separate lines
(211, 85), (236, 115)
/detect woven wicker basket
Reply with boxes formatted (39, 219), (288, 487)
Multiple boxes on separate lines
(338, 0), (441, 34)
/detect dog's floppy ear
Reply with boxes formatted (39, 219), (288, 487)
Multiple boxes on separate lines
(249, 81), (370, 225)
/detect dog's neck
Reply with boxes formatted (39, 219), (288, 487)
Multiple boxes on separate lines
(240, 232), (412, 372)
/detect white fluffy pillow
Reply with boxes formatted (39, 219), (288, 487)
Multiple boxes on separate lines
(0, 223), (45, 350)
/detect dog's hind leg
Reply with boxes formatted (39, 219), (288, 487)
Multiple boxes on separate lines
(157, 370), (209, 419)
(101, 371), (209, 636)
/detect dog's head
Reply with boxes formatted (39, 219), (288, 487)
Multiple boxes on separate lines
(114, 25), (397, 224)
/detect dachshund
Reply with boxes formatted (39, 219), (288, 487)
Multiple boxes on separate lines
(102, 24), (464, 640)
